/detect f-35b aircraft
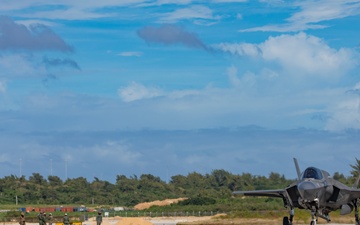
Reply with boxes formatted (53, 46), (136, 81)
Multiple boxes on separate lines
(233, 158), (360, 225)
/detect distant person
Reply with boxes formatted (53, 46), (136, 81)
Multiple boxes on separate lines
(19, 212), (25, 225)
(96, 211), (102, 225)
(43, 213), (47, 225)
(48, 213), (53, 225)
(38, 212), (44, 225)
(63, 213), (70, 225)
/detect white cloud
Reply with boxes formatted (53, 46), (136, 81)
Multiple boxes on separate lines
(227, 65), (257, 91)
(16, 20), (58, 28)
(226, 65), (240, 87)
(325, 84), (360, 131)
(261, 33), (358, 78)
(289, 0), (360, 25)
(157, 5), (218, 23)
(118, 52), (143, 57)
(240, 0), (360, 32)
(240, 23), (326, 33)
(0, 0), (239, 24)
(213, 33), (360, 130)
(215, 42), (260, 57)
(25, 8), (111, 21)
(217, 33), (359, 79)
(0, 0), (145, 20)
(118, 82), (165, 102)
(1, 0), (243, 22)
(118, 82), (204, 103)
(326, 102), (360, 131)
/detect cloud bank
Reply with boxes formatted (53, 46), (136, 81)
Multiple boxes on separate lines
(0, 16), (72, 52)
(0, 16), (78, 81)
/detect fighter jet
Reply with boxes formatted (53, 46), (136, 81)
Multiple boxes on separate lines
(233, 158), (360, 225)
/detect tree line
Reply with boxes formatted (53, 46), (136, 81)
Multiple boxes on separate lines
(0, 159), (359, 208)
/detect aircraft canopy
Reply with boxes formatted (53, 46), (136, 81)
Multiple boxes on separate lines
(301, 167), (323, 180)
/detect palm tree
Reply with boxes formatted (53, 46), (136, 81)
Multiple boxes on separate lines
(349, 158), (360, 187)
(350, 158), (360, 177)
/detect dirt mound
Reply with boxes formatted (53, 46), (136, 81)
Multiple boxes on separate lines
(212, 213), (227, 218)
(115, 218), (154, 225)
(134, 198), (188, 210)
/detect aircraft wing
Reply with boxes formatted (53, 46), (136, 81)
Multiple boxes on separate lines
(340, 188), (360, 200)
(335, 174), (360, 200)
(233, 189), (286, 198)
(349, 189), (360, 199)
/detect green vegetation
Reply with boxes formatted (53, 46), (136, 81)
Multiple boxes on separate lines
(0, 170), (293, 207)
(0, 159), (359, 216)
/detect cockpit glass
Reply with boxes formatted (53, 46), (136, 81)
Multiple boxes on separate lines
(301, 167), (323, 180)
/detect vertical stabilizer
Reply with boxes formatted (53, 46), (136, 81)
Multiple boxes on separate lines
(293, 158), (301, 180)
(353, 174), (360, 188)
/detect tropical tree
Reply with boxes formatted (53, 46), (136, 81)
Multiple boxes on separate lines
(333, 172), (348, 185)
(350, 158), (360, 177)
(349, 158), (360, 187)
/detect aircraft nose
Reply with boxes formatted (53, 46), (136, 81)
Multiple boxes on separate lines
(298, 181), (317, 190)
(298, 181), (318, 201)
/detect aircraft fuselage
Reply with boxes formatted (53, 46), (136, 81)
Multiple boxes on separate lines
(297, 178), (337, 210)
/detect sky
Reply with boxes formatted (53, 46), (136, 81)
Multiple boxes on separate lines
(1, 0), (360, 183)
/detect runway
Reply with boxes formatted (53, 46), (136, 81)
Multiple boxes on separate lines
(6, 217), (357, 225)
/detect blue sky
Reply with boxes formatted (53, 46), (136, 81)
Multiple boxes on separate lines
(1, 0), (360, 183)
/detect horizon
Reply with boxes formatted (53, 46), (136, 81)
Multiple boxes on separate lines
(2, 127), (359, 183)
(0, 1), (360, 183)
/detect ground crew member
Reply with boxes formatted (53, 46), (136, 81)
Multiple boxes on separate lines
(38, 212), (44, 225)
(43, 213), (47, 225)
(19, 212), (25, 225)
(63, 213), (70, 225)
(96, 211), (102, 225)
(48, 213), (53, 225)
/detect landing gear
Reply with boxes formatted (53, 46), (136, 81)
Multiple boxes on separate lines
(353, 199), (360, 225)
(283, 209), (294, 225)
(310, 207), (317, 225)
(289, 208), (294, 225)
(283, 216), (289, 225)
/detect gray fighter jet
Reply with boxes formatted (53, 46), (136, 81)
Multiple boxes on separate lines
(233, 158), (360, 225)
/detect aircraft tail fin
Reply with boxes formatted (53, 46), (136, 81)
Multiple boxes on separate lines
(352, 173), (360, 188)
(293, 158), (301, 180)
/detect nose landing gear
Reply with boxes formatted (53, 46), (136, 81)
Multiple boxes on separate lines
(310, 207), (317, 225)
(282, 209), (294, 225)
